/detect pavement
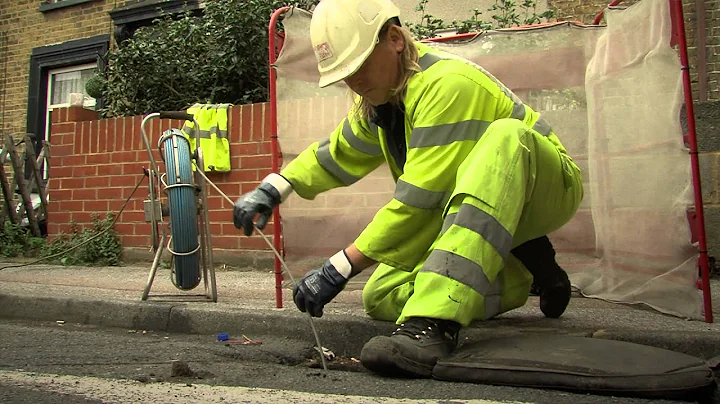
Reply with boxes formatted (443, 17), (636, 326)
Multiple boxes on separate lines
(1, 260), (720, 364)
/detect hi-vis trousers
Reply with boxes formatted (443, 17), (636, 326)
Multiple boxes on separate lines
(362, 119), (584, 327)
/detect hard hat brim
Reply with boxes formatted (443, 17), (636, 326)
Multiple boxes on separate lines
(318, 46), (373, 88)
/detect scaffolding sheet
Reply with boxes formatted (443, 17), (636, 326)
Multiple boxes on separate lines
(273, 0), (701, 319)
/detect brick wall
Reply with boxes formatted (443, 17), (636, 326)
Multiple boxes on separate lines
(550, 0), (719, 101)
(0, 0), (115, 140)
(47, 104), (275, 261)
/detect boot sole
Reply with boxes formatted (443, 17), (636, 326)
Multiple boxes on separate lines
(360, 336), (434, 378)
(540, 272), (571, 318)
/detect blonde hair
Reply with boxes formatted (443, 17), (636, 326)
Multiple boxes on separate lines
(353, 22), (420, 121)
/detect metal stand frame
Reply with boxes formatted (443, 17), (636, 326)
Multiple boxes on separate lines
(139, 112), (217, 302)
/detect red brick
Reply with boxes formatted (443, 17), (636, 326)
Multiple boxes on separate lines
(221, 223), (240, 236)
(74, 189), (96, 200)
(124, 117), (134, 151)
(107, 200), (125, 211)
(73, 165), (97, 176)
(213, 236), (239, 249)
(240, 155), (271, 169)
(123, 163), (143, 175)
(241, 105), (252, 142)
(224, 169), (258, 182)
(134, 222), (152, 236)
(105, 119), (115, 153)
(52, 189), (73, 201)
(97, 164), (123, 176)
(81, 121), (91, 154)
(72, 212), (94, 224)
(85, 177), (109, 188)
(115, 118), (126, 152)
(208, 223), (222, 235)
(60, 178), (84, 189)
(121, 211), (145, 223)
(240, 236), (271, 250)
(113, 223), (134, 235)
(231, 142), (260, 155)
(47, 223), (60, 235)
(53, 133), (74, 146)
(86, 153), (110, 164)
(259, 141), (273, 154)
(110, 175), (141, 187)
(252, 103), (265, 141)
(101, 188), (124, 200)
(208, 209), (231, 223)
(136, 116), (147, 150)
(63, 155), (85, 166)
(264, 103), (273, 137)
(205, 196), (228, 210)
(229, 105), (242, 143)
(51, 109), (60, 124)
(58, 200), (83, 212)
(110, 151), (136, 164)
(241, 182), (261, 193)
(50, 212), (72, 224)
(84, 200), (109, 212)
(121, 235), (150, 247)
(52, 122), (75, 135)
(96, 120), (106, 153)
(90, 120), (99, 153)
(52, 144), (73, 157)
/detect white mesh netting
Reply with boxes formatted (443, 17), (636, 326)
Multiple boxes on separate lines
(272, 0), (702, 319)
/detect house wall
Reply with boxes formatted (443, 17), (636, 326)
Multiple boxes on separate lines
(0, 0), (115, 140)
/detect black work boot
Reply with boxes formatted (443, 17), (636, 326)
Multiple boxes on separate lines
(360, 317), (460, 378)
(511, 236), (571, 318)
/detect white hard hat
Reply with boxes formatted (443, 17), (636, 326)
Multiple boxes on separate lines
(310, 0), (401, 88)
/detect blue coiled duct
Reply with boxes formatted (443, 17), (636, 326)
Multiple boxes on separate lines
(161, 130), (200, 290)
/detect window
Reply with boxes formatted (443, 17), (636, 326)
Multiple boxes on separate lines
(39, 0), (97, 13)
(26, 35), (109, 169)
(47, 64), (97, 110)
(109, 0), (203, 44)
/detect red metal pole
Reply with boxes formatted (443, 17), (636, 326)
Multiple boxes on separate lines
(670, 0), (713, 323)
(268, 6), (290, 309)
(593, 0), (624, 25)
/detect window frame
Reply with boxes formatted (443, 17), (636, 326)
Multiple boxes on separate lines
(26, 35), (109, 149)
(39, 0), (98, 13)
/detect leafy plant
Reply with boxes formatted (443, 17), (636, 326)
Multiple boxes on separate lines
(406, 0), (556, 39)
(42, 213), (123, 266)
(100, 0), (320, 118)
(0, 221), (45, 258)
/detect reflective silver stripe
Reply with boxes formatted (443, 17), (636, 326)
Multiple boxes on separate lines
(342, 120), (383, 156)
(181, 125), (227, 139)
(418, 52), (442, 71)
(368, 122), (380, 138)
(316, 139), (360, 185)
(422, 249), (494, 296)
(452, 204), (512, 260)
(511, 103), (526, 121)
(532, 118), (553, 136)
(484, 275), (503, 319)
(394, 179), (448, 209)
(409, 119), (490, 148)
(440, 213), (457, 235)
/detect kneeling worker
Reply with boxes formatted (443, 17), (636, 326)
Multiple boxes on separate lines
(233, 0), (583, 378)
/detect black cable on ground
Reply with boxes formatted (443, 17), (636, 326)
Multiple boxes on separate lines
(0, 173), (146, 271)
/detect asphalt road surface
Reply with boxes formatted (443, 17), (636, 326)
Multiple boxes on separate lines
(0, 319), (698, 403)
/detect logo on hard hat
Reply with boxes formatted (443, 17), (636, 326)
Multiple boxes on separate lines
(314, 42), (333, 62)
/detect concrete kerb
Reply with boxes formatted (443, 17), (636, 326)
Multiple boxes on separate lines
(3, 290), (720, 362)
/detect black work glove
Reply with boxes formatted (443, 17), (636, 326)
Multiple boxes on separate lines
(293, 251), (352, 317)
(233, 182), (281, 236)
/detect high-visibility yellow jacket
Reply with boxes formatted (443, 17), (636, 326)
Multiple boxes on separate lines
(280, 41), (572, 271)
(181, 103), (232, 172)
